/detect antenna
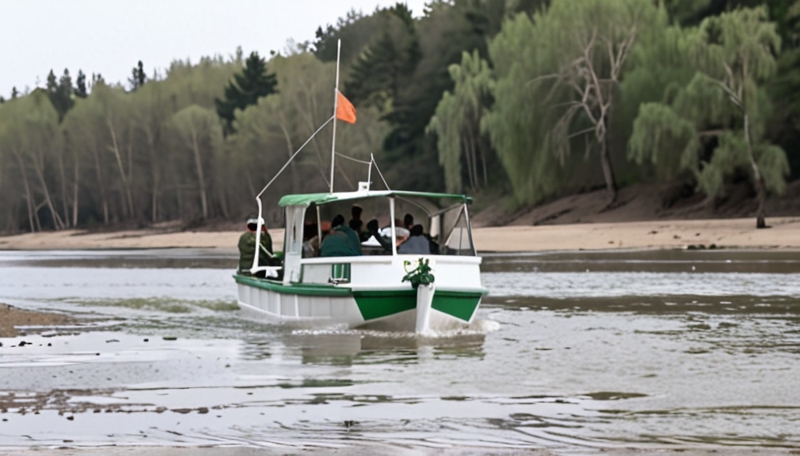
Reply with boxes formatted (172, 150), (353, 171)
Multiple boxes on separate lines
(329, 39), (341, 194)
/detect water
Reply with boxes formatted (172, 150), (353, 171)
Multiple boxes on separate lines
(1, 249), (799, 454)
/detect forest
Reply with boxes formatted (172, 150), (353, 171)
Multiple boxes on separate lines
(0, 0), (798, 233)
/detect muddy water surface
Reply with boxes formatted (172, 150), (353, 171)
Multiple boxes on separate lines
(1, 249), (799, 454)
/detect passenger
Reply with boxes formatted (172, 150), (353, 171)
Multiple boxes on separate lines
(350, 204), (372, 242)
(302, 221), (319, 258)
(367, 219), (392, 252)
(320, 214), (362, 257)
(394, 226), (410, 246)
(403, 213), (414, 230)
(398, 224), (431, 255)
(238, 217), (273, 277)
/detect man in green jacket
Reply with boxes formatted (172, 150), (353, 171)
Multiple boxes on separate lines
(238, 218), (273, 277)
(320, 214), (362, 257)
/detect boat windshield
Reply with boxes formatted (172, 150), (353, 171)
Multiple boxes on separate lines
(289, 194), (476, 258)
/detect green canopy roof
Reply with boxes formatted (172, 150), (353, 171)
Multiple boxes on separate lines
(278, 191), (472, 207)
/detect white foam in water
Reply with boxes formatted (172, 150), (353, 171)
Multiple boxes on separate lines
(291, 318), (501, 339)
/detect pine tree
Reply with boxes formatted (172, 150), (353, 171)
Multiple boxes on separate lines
(215, 51), (277, 136)
(75, 70), (88, 98)
(11, 87), (18, 99)
(45, 69), (74, 122)
(128, 61), (147, 91)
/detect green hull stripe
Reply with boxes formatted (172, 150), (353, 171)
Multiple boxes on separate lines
(353, 290), (416, 320)
(352, 289), (486, 322)
(432, 291), (483, 322)
(234, 274), (352, 297)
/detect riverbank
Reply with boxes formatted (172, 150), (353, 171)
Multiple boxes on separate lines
(1, 217), (799, 252)
(0, 303), (74, 338)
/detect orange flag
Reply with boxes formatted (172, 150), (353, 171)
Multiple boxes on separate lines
(336, 91), (357, 124)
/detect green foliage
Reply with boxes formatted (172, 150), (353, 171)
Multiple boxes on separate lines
(345, 5), (421, 110)
(75, 70), (88, 98)
(428, 50), (495, 193)
(230, 53), (390, 205)
(401, 258), (435, 289)
(629, 6), (789, 212)
(128, 61), (147, 91)
(485, 0), (666, 204)
(46, 69), (75, 122)
(629, 102), (700, 180)
(215, 52), (278, 136)
(168, 105), (223, 219)
(1, 2), (798, 233)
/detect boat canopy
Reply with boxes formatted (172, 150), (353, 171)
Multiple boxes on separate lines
(278, 191), (473, 208)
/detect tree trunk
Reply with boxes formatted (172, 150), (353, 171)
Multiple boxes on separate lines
(743, 113), (767, 229)
(90, 141), (109, 224)
(462, 132), (476, 191)
(13, 149), (36, 233)
(599, 114), (617, 206)
(72, 159), (79, 228)
(478, 132), (489, 188)
(107, 118), (135, 219)
(30, 152), (64, 230)
(189, 124), (208, 220)
(277, 121), (299, 194)
(58, 137), (70, 227)
(151, 170), (160, 223)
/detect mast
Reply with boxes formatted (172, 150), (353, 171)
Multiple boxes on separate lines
(329, 39), (341, 194)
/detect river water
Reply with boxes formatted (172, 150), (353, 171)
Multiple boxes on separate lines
(1, 249), (799, 454)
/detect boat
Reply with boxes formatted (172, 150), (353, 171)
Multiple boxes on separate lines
(233, 41), (487, 333)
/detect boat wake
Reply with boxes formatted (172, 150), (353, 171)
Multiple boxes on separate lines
(290, 318), (501, 339)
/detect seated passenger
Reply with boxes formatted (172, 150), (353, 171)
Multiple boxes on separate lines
(403, 213), (414, 230)
(302, 222), (319, 258)
(366, 219), (392, 252)
(398, 224), (431, 255)
(319, 214), (362, 257)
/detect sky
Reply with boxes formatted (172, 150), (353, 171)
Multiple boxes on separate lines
(0, 0), (428, 98)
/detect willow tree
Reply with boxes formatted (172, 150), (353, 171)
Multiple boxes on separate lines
(544, 0), (665, 204)
(485, 0), (665, 206)
(630, 7), (788, 228)
(483, 12), (563, 205)
(427, 50), (494, 193)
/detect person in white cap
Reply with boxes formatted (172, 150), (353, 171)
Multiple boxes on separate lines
(238, 217), (273, 277)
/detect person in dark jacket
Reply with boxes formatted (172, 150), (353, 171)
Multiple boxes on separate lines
(238, 217), (273, 277)
(320, 214), (362, 257)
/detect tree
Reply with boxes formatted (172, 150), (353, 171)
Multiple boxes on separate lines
(630, 7), (788, 228)
(345, 4), (421, 109)
(45, 69), (75, 122)
(540, 0), (663, 204)
(484, 0), (665, 206)
(0, 91), (65, 230)
(75, 70), (88, 98)
(428, 50), (495, 193)
(168, 106), (223, 220)
(215, 52), (277, 136)
(129, 61), (147, 91)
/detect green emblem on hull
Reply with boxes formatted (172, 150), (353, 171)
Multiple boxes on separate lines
(352, 289), (486, 322)
(353, 290), (416, 320)
(432, 291), (483, 322)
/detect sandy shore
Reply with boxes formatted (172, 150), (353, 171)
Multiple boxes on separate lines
(0, 303), (74, 338)
(1, 217), (799, 252)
